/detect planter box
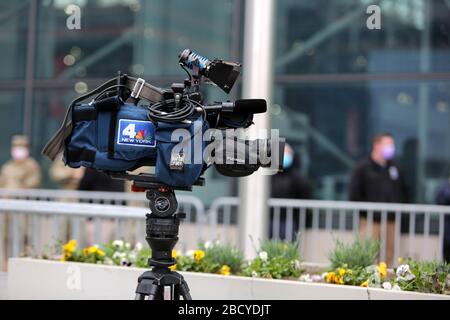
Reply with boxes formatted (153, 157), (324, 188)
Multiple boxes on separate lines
(7, 258), (450, 300)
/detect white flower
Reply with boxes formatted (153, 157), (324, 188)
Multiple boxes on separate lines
(396, 264), (415, 281)
(120, 258), (128, 266)
(382, 282), (392, 290)
(103, 257), (114, 265)
(204, 241), (212, 249)
(125, 242), (131, 250)
(404, 273), (415, 281)
(214, 240), (221, 246)
(294, 259), (301, 269)
(251, 271), (258, 278)
(112, 252), (121, 260)
(321, 272), (328, 280)
(134, 242), (143, 251)
(259, 251), (268, 262)
(392, 284), (401, 291)
(299, 274), (312, 282)
(186, 250), (195, 257)
(396, 264), (410, 277)
(113, 240), (124, 248)
(310, 275), (322, 282)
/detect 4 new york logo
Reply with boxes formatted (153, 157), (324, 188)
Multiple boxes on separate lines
(118, 120), (155, 147)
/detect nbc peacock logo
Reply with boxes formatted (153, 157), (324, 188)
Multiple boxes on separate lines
(136, 129), (151, 141)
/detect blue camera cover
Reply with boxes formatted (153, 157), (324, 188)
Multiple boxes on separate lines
(117, 119), (156, 148)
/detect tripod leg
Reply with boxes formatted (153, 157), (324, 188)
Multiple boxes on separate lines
(179, 280), (192, 300)
(136, 277), (160, 300)
(172, 284), (180, 300)
(135, 293), (145, 300)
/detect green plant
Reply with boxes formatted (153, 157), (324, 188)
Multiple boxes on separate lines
(176, 242), (244, 275)
(394, 259), (450, 294)
(242, 237), (302, 279)
(329, 237), (380, 269)
(259, 235), (301, 261)
(200, 242), (244, 274)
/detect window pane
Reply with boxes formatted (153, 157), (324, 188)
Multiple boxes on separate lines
(275, 0), (450, 75)
(0, 91), (24, 164)
(35, 0), (235, 79)
(0, 1), (28, 79)
(273, 80), (450, 202)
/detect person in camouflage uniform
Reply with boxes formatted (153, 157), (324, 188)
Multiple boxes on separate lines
(0, 135), (42, 265)
(0, 135), (41, 189)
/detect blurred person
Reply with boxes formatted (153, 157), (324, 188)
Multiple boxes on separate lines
(436, 173), (450, 262)
(0, 135), (42, 260)
(270, 143), (311, 241)
(49, 153), (84, 190)
(0, 135), (42, 189)
(40, 154), (85, 249)
(349, 132), (410, 266)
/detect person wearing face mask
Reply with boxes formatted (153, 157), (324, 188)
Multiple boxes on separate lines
(0, 135), (42, 189)
(270, 143), (311, 240)
(349, 132), (410, 266)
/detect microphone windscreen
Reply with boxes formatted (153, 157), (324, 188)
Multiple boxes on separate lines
(233, 99), (267, 114)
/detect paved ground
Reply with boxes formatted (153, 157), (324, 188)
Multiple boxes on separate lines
(0, 273), (7, 299)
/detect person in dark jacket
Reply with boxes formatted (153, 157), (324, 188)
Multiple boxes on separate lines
(78, 168), (125, 194)
(270, 143), (311, 240)
(436, 174), (450, 262)
(78, 168), (126, 245)
(349, 132), (410, 266)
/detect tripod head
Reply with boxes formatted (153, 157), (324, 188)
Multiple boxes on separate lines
(109, 172), (200, 269)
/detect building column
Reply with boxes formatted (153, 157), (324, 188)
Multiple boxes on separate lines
(238, 0), (275, 258)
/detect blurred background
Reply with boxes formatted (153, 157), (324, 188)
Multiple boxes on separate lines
(1, 0), (449, 204)
(0, 0), (449, 266)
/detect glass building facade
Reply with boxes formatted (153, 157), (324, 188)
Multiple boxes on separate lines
(1, 0), (449, 204)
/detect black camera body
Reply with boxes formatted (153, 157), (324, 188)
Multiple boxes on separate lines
(44, 49), (284, 190)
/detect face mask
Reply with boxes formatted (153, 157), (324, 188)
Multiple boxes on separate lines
(11, 147), (29, 160)
(283, 153), (294, 169)
(382, 145), (395, 160)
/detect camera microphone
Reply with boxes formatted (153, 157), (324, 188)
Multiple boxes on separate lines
(204, 99), (267, 115)
(232, 99), (267, 115)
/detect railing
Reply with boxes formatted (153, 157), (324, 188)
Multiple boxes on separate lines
(0, 189), (206, 270)
(1, 188), (449, 270)
(209, 197), (450, 263)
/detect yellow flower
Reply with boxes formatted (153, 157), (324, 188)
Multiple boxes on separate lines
(89, 246), (98, 254)
(82, 245), (104, 256)
(193, 250), (205, 262)
(172, 249), (177, 258)
(60, 251), (71, 262)
(338, 268), (346, 277)
(220, 265), (231, 276)
(325, 272), (336, 283)
(63, 239), (77, 253)
(398, 256), (404, 263)
(335, 275), (345, 285)
(360, 279), (369, 287)
(377, 262), (387, 278)
(169, 264), (177, 271)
